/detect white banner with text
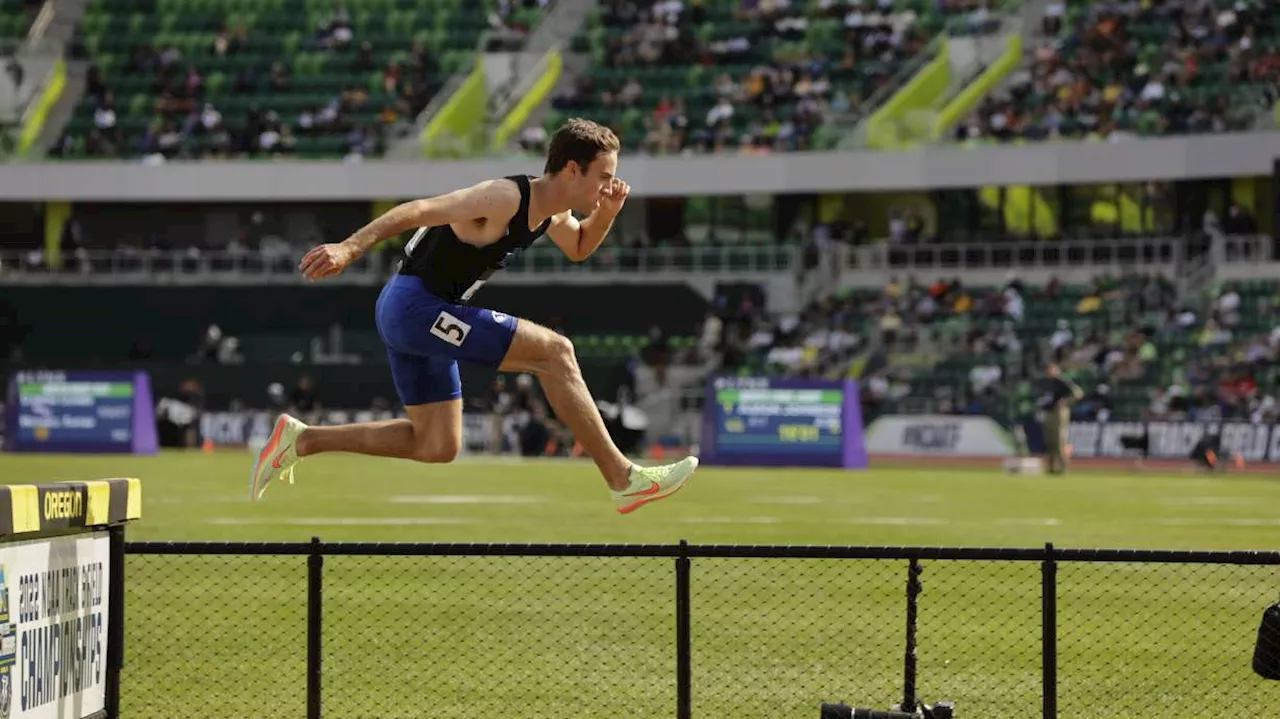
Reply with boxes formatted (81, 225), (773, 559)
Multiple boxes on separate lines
(864, 415), (1016, 456)
(1068, 420), (1280, 462)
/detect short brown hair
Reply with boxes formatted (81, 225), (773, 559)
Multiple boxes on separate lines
(544, 118), (620, 174)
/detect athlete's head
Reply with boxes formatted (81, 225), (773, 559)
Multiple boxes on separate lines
(545, 118), (621, 214)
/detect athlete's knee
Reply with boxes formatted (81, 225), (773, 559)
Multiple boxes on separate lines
(413, 437), (461, 464)
(536, 332), (578, 376)
(406, 422), (461, 464)
(552, 332), (578, 365)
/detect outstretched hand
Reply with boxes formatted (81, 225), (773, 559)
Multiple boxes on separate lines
(299, 243), (358, 281)
(597, 177), (631, 216)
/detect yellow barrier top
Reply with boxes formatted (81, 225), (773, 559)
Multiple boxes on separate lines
(0, 478), (141, 537)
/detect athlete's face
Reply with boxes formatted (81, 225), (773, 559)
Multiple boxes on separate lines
(572, 151), (619, 214)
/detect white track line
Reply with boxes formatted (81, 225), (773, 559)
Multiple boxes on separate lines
(994, 518), (1063, 527)
(680, 516), (782, 525)
(1155, 518), (1280, 527)
(847, 517), (950, 526)
(1158, 497), (1254, 507)
(388, 495), (542, 504)
(747, 496), (824, 505)
(210, 517), (472, 527)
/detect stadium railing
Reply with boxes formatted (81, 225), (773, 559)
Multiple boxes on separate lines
(0, 243), (802, 283)
(848, 234), (1278, 273)
(6, 235), (1273, 285)
(121, 540), (1280, 718)
(848, 236), (1194, 273)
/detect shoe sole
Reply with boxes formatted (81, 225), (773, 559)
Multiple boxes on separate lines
(249, 415), (290, 501)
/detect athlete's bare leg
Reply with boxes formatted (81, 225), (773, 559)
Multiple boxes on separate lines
(294, 400), (462, 463)
(499, 319), (633, 491)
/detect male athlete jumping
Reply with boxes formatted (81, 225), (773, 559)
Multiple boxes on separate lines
(250, 118), (698, 514)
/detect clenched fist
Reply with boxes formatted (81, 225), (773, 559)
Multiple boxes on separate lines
(299, 243), (358, 281)
(596, 177), (631, 216)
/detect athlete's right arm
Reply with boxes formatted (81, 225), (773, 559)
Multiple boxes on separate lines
(299, 180), (520, 280)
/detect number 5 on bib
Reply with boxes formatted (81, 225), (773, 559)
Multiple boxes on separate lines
(430, 311), (471, 347)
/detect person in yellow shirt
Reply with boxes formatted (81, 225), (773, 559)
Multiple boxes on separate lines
(1076, 293), (1102, 314)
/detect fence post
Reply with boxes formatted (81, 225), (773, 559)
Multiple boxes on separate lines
(105, 523), (126, 718)
(308, 536), (324, 719)
(676, 539), (692, 719)
(902, 558), (922, 712)
(1042, 542), (1057, 719)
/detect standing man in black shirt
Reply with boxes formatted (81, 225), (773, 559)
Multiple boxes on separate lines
(1039, 363), (1083, 475)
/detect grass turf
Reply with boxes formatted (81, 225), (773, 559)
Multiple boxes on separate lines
(4, 450), (1280, 717)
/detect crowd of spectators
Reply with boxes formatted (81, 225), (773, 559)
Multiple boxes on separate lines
(694, 285), (865, 377)
(52, 8), (438, 160)
(955, 0), (1279, 144)
(533, 0), (1014, 155)
(1133, 281), (1280, 425)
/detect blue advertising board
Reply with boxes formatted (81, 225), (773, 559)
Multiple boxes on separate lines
(700, 376), (868, 469)
(4, 371), (158, 454)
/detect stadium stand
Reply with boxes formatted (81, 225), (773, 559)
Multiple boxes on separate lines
(835, 260), (1280, 429)
(1, 0), (1277, 456)
(953, 0), (1280, 143)
(48, 0), (545, 159)
(538, 0), (1005, 153)
(2, 0), (42, 38)
(1, 198), (1277, 457)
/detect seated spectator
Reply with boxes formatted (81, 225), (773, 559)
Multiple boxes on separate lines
(957, 0), (1273, 143)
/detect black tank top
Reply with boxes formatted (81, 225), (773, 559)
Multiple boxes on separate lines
(396, 174), (552, 303)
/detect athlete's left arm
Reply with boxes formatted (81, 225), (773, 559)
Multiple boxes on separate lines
(546, 178), (631, 262)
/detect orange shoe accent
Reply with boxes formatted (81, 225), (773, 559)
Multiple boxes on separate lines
(255, 417), (288, 473)
(617, 482), (687, 514)
(623, 480), (663, 498)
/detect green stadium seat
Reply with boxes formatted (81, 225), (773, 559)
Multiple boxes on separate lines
(546, 0), (994, 154)
(51, 0), (545, 159)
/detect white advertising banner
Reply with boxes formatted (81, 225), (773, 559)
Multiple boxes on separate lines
(864, 415), (1015, 457)
(1068, 420), (1280, 462)
(0, 534), (110, 719)
(201, 409), (495, 452)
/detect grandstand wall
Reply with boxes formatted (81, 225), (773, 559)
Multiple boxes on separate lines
(932, 33), (1022, 141)
(17, 57), (64, 156)
(865, 40), (950, 151)
(490, 49), (561, 152)
(422, 61), (488, 158)
(8, 132), (1280, 200)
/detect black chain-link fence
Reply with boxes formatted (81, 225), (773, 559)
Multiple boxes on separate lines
(122, 554), (307, 718)
(121, 543), (1280, 718)
(1057, 561), (1280, 718)
(323, 554), (675, 718)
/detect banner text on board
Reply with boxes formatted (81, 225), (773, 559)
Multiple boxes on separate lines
(16, 561), (106, 712)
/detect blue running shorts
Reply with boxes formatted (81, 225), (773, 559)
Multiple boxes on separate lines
(374, 274), (519, 406)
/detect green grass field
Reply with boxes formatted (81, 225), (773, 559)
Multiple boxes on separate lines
(5, 450), (1280, 718)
